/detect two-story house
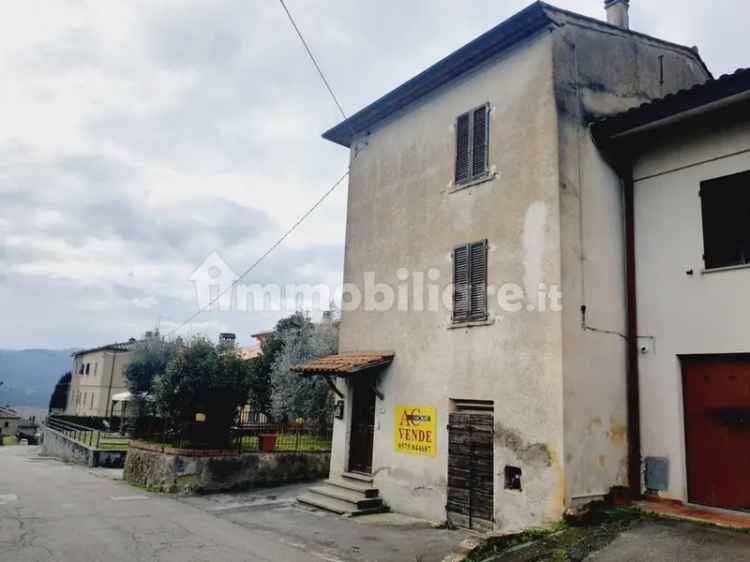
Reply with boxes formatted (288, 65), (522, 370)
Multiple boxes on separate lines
(294, 1), (713, 531)
(593, 68), (750, 516)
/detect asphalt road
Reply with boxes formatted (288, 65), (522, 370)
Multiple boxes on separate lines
(0, 445), (336, 562)
(0, 446), (464, 562)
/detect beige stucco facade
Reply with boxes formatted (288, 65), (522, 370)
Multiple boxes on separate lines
(632, 107), (750, 503)
(66, 347), (134, 417)
(0, 409), (20, 438)
(328, 5), (709, 531)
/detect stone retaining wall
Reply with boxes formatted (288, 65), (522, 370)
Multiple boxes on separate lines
(124, 440), (330, 494)
(40, 426), (127, 468)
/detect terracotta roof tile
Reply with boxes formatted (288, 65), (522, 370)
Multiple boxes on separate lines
(292, 353), (394, 375)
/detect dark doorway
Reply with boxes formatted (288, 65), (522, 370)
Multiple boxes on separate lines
(348, 379), (375, 474)
(682, 355), (750, 511)
(447, 409), (494, 531)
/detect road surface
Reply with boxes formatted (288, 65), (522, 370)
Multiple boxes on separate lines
(0, 445), (339, 561)
(0, 445), (463, 562)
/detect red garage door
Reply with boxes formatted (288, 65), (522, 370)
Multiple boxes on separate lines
(682, 356), (750, 510)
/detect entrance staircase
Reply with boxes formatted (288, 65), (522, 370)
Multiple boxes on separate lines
(297, 472), (387, 516)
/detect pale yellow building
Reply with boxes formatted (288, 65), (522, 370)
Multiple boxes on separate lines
(66, 342), (136, 417)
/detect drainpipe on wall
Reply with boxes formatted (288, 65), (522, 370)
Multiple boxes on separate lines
(623, 160), (642, 499)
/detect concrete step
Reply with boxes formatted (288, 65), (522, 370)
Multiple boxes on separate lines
(297, 493), (387, 516)
(342, 471), (374, 484)
(308, 486), (383, 510)
(326, 478), (380, 498)
(298, 493), (352, 515)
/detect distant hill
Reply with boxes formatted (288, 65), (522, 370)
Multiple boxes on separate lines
(0, 349), (75, 409)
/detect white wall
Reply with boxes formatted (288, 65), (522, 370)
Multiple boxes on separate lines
(552, 19), (709, 505)
(336, 32), (566, 531)
(634, 112), (750, 501)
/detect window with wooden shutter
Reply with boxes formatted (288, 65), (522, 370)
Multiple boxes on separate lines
(453, 240), (488, 322)
(455, 113), (470, 185)
(454, 104), (490, 185)
(700, 170), (750, 269)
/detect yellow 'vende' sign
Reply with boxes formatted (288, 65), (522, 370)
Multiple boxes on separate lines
(394, 405), (437, 457)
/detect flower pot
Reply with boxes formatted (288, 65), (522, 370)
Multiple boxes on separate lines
(259, 434), (277, 453)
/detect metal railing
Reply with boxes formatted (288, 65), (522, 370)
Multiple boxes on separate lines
(45, 416), (130, 450)
(134, 419), (332, 453)
(232, 423), (332, 453)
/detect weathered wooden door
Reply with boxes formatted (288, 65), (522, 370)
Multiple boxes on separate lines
(348, 380), (375, 473)
(682, 356), (750, 510)
(447, 412), (494, 530)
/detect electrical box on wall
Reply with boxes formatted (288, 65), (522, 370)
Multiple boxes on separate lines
(645, 457), (669, 491)
(334, 400), (345, 420)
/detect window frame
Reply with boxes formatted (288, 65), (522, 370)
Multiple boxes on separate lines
(454, 103), (491, 187)
(700, 170), (750, 271)
(452, 239), (489, 324)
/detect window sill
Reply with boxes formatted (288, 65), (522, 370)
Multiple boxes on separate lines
(450, 171), (497, 193)
(701, 263), (750, 275)
(448, 318), (495, 330)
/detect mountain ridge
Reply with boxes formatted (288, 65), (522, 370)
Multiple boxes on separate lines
(0, 349), (76, 408)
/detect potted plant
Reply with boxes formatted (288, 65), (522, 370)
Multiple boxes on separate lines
(259, 432), (277, 452)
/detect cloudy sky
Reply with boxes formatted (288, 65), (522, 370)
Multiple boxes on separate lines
(0, 0), (745, 350)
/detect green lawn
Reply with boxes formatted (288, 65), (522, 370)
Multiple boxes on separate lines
(238, 433), (331, 452)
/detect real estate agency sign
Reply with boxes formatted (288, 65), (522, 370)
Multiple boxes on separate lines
(394, 405), (437, 457)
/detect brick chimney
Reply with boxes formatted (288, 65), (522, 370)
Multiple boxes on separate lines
(605, 0), (630, 29)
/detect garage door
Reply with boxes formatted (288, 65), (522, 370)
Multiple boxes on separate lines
(682, 356), (750, 510)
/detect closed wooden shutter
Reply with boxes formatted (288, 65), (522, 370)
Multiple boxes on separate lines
(455, 113), (470, 184)
(453, 240), (488, 322)
(471, 106), (488, 178)
(454, 105), (489, 185)
(453, 244), (470, 322)
(470, 240), (488, 320)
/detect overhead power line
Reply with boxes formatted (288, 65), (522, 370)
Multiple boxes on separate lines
(165, 2), (355, 337)
(166, 169), (350, 338)
(278, 0), (348, 121)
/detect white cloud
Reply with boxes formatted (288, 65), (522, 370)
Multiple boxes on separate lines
(0, 0), (745, 348)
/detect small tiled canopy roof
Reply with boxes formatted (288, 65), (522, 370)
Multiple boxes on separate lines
(292, 353), (394, 376)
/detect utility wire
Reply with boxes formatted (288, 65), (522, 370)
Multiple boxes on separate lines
(278, 0), (348, 121)
(166, 2), (355, 337)
(166, 169), (350, 338)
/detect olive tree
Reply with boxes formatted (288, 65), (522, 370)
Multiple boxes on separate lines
(269, 312), (338, 425)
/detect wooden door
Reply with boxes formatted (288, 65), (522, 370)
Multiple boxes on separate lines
(682, 356), (750, 510)
(348, 380), (375, 473)
(447, 412), (494, 530)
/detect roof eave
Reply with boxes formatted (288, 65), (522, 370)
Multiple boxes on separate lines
(592, 69), (750, 143)
(321, 1), (552, 148)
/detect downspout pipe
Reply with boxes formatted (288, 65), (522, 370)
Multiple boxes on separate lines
(622, 159), (642, 499)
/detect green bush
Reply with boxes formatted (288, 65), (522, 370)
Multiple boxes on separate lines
(152, 337), (252, 448)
